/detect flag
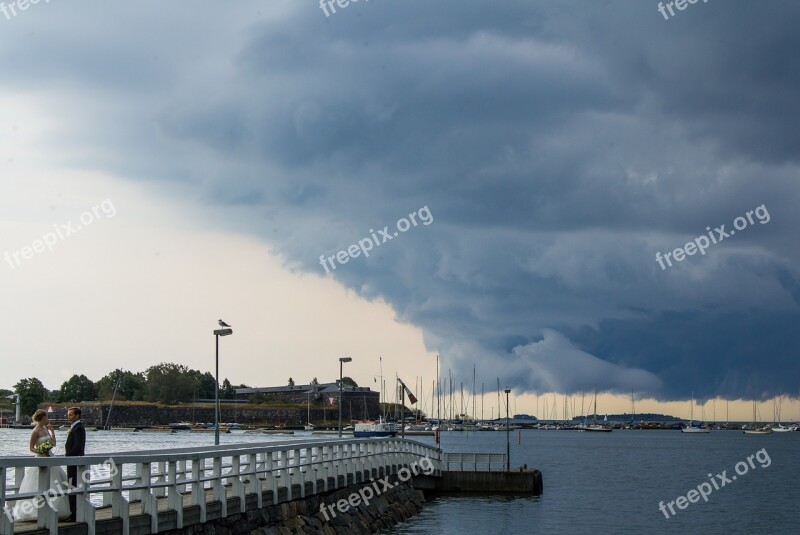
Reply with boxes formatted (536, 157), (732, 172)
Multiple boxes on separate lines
(398, 379), (417, 405)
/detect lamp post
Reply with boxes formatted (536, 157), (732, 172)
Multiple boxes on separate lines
(213, 325), (233, 445)
(338, 357), (352, 438)
(6, 394), (20, 423)
(504, 389), (511, 473)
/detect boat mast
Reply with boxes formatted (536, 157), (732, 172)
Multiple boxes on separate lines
(497, 378), (500, 422)
(472, 365), (476, 424)
(436, 354), (440, 425)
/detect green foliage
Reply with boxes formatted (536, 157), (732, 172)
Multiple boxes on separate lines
(221, 378), (235, 399)
(10, 365), (250, 407)
(58, 374), (97, 403)
(146, 363), (193, 403)
(310, 377), (319, 385)
(96, 370), (147, 401)
(288, 377), (295, 386)
(341, 376), (358, 388)
(188, 370), (217, 399)
(13, 378), (48, 416)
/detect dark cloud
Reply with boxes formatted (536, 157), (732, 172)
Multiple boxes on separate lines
(2, 0), (798, 400)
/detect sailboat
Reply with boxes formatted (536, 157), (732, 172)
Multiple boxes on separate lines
(583, 386), (612, 432)
(304, 392), (314, 431)
(743, 387), (772, 435)
(771, 392), (796, 432)
(682, 392), (710, 433)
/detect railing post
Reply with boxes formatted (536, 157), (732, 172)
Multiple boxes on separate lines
(0, 466), (12, 535)
(190, 458), (206, 523)
(78, 464), (96, 534)
(36, 465), (58, 534)
(168, 461), (183, 528)
(139, 462), (158, 533)
(211, 456), (226, 518)
(110, 460), (128, 534)
(281, 451), (291, 502)
(230, 455), (245, 513)
(246, 453), (261, 509)
(265, 451), (278, 505)
(153, 461), (167, 498)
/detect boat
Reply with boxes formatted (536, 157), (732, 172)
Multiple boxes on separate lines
(743, 386), (772, 435)
(168, 422), (192, 431)
(743, 427), (772, 435)
(353, 417), (397, 438)
(304, 392), (315, 431)
(583, 386), (612, 432)
(770, 394), (795, 432)
(682, 393), (710, 433)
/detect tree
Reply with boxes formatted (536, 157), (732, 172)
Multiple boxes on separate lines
(187, 370), (217, 399)
(96, 370), (147, 401)
(288, 377), (295, 386)
(310, 377), (319, 385)
(13, 378), (48, 416)
(58, 374), (97, 403)
(341, 377), (358, 388)
(145, 363), (195, 403)
(221, 378), (236, 399)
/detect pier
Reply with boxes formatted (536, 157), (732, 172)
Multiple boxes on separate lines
(0, 438), (542, 534)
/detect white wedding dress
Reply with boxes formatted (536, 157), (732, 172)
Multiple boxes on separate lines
(12, 435), (71, 521)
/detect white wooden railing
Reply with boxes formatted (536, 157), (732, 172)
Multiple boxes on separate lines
(441, 452), (506, 472)
(0, 438), (442, 535)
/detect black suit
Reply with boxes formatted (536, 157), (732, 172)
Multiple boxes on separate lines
(65, 421), (86, 518)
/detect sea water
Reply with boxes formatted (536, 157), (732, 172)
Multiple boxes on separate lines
(1, 428), (796, 534)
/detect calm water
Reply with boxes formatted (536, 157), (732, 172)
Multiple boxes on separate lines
(389, 430), (798, 535)
(2, 429), (797, 534)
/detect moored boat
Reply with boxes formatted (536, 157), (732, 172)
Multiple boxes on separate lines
(353, 417), (397, 437)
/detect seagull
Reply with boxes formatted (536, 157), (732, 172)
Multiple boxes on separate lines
(218, 319), (231, 328)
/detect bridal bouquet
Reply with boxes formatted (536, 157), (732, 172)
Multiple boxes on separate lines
(35, 439), (55, 456)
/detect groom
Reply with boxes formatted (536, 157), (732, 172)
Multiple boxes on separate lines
(64, 407), (86, 522)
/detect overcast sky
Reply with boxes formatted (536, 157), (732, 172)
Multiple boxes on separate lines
(1, 1), (798, 419)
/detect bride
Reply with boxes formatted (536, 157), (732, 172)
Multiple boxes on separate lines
(12, 410), (71, 521)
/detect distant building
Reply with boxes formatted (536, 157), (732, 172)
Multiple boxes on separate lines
(235, 382), (380, 421)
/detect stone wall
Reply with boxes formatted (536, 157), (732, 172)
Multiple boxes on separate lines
(41, 403), (378, 428)
(164, 477), (426, 535)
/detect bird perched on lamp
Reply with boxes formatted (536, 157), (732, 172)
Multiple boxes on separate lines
(218, 319), (231, 328)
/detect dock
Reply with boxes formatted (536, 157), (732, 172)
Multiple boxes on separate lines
(0, 438), (542, 534)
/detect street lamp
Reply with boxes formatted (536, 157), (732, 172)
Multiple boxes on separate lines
(338, 357), (352, 438)
(6, 394), (20, 424)
(213, 324), (233, 445)
(504, 389), (511, 473)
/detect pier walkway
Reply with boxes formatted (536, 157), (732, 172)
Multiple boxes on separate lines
(1, 438), (538, 534)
